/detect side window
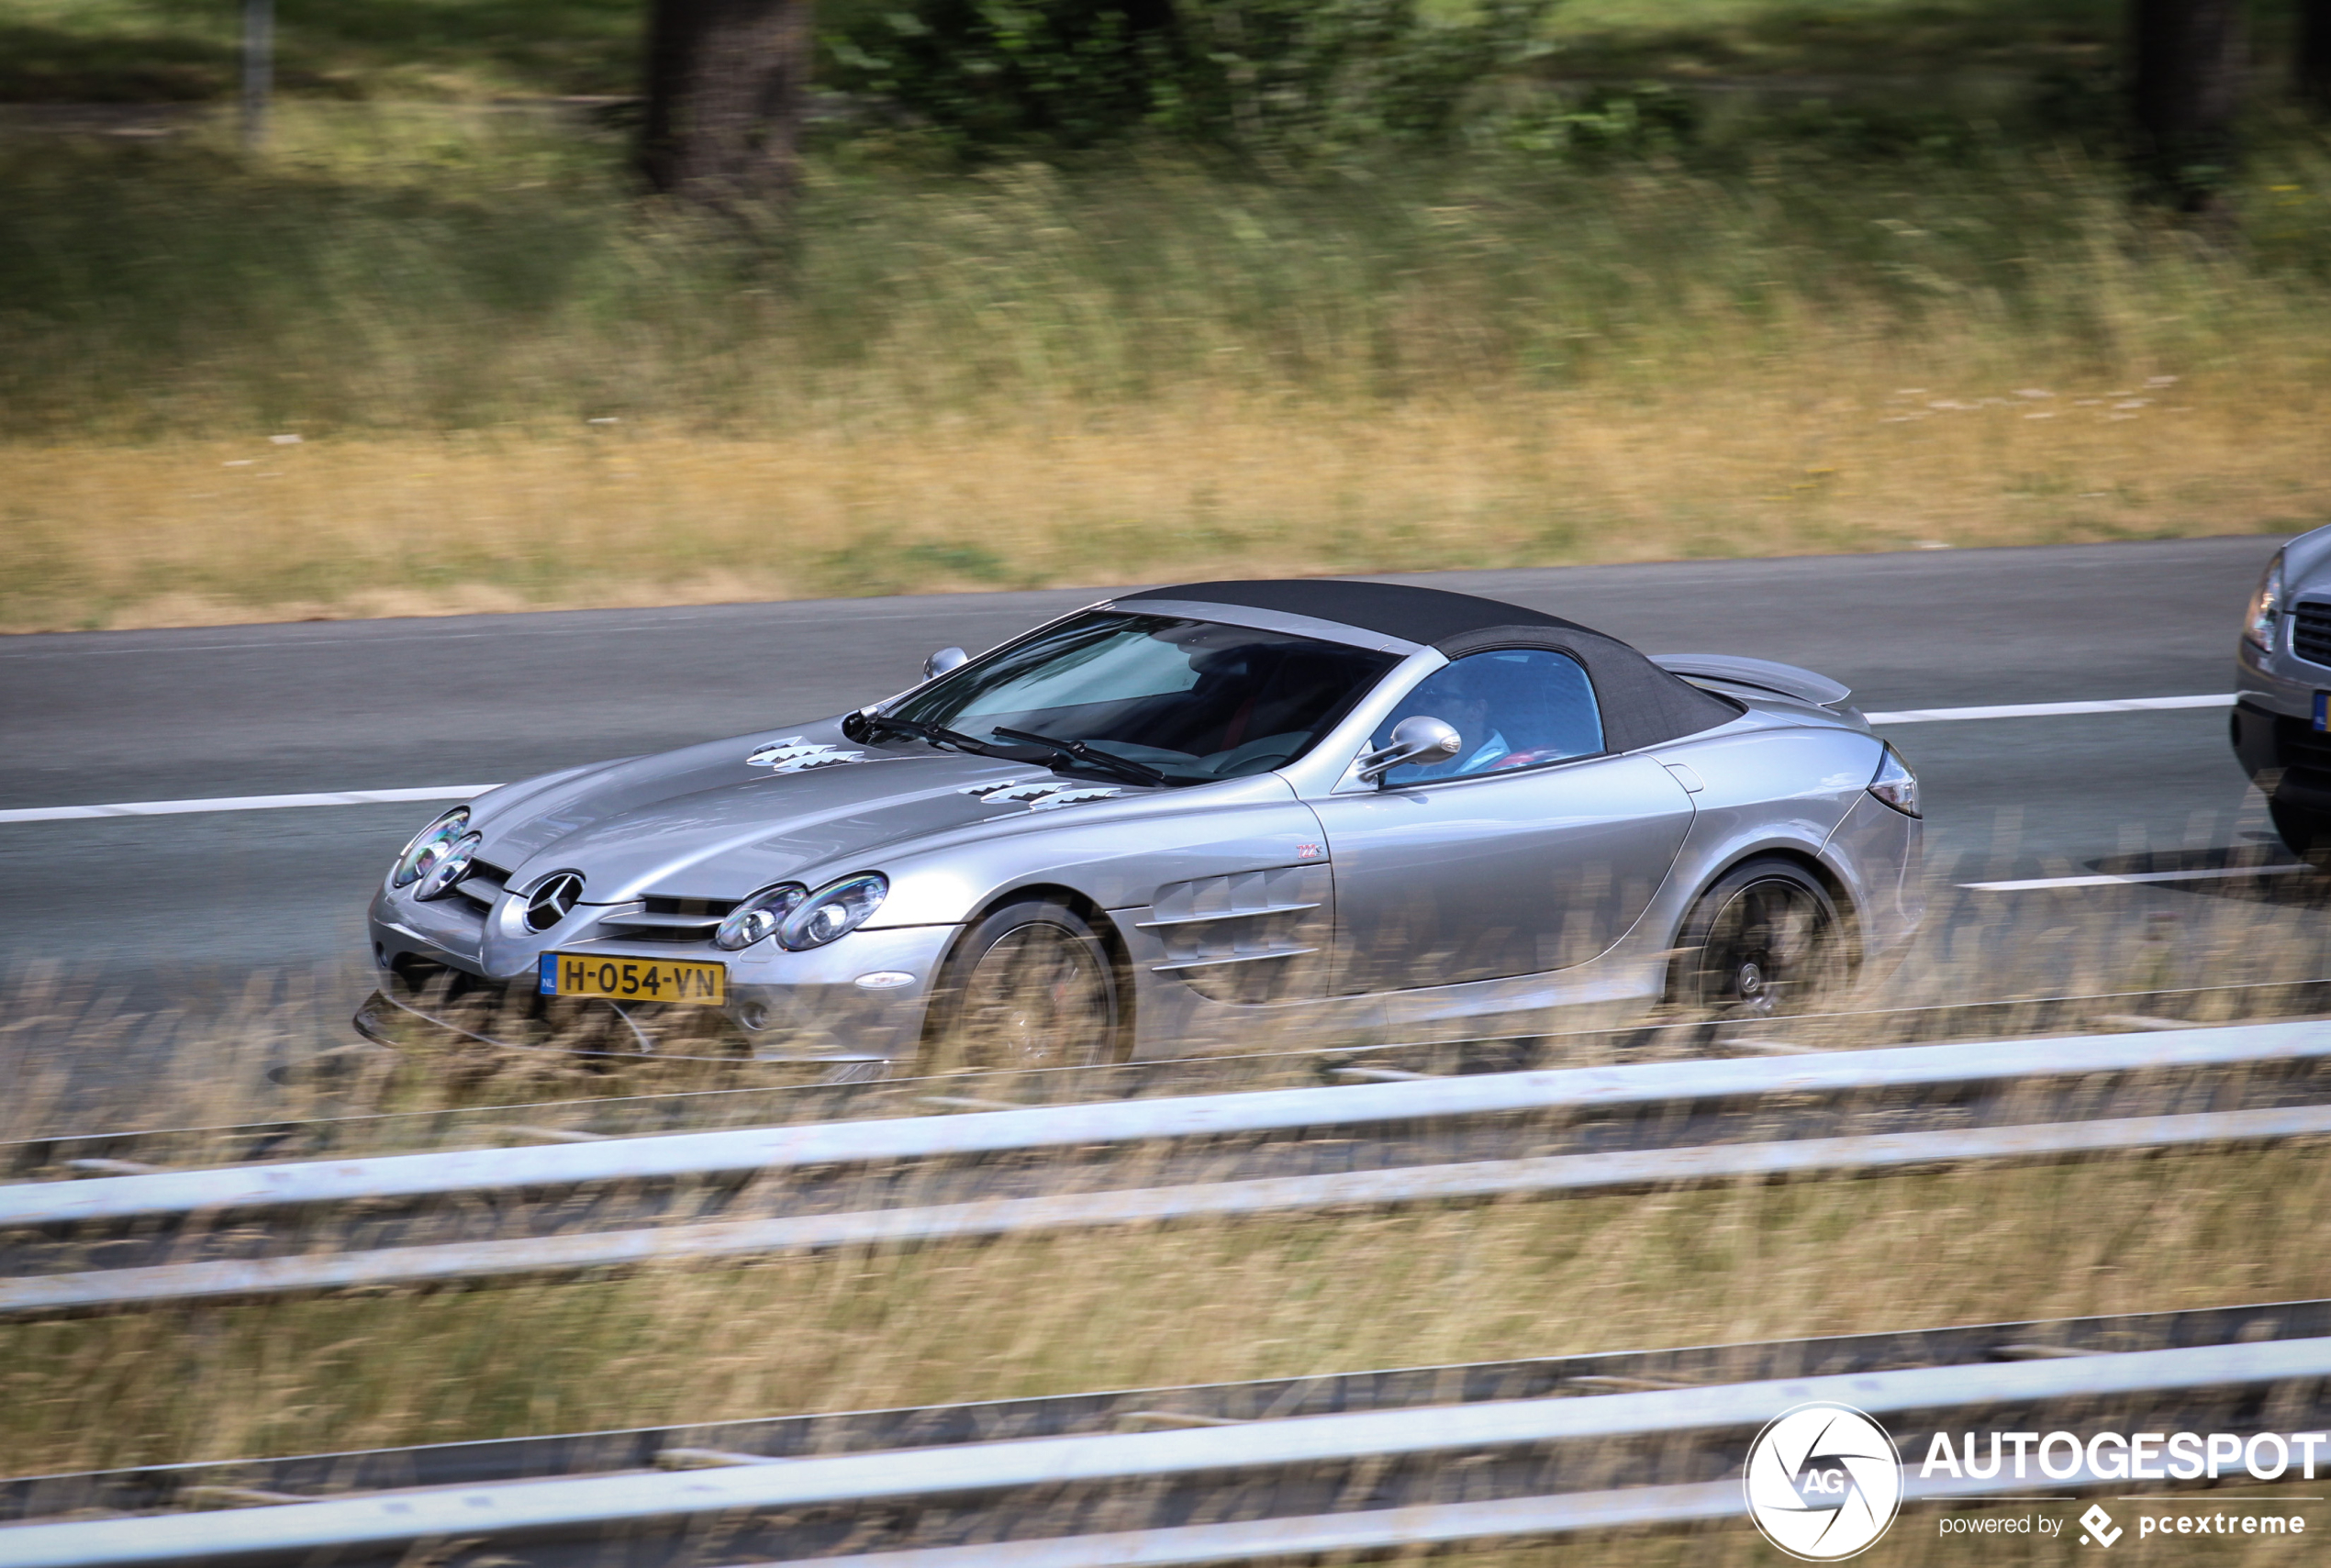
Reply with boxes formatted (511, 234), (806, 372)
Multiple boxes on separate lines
(1370, 649), (1604, 784)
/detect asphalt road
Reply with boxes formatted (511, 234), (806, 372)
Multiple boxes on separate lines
(0, 534), (2286, 1052)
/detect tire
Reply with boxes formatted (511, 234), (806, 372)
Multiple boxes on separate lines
(2270, 795), (2331, 863)
(921, 897), (1126, 1072)
(1669, 856), (1846, 1018)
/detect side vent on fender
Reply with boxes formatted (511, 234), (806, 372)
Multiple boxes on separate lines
(1138, 863), (1333, 1005)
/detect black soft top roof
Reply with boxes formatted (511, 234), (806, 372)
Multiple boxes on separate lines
(1123, 578), (1590, 648)
(1120, 577), (1743, 752)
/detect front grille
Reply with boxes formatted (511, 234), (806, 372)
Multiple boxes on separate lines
(449, 859), (512, 915)
(2292, 602), (2331, 668)
(594, 894), (741, 945)
(2275, 715), (2331, 773)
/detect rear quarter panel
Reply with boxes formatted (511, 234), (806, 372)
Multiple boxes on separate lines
(1645, 716), (1896, 961)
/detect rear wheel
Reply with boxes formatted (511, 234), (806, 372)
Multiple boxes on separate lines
(1670, 857), (1845, 1018)
(921, 898), (1125, 1072)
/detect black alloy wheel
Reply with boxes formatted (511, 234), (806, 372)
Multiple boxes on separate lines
(1670, 856), (1845, 1018)
(922, 897), (1126, 1072)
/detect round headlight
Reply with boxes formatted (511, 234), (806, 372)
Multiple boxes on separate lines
(392, 807), (471, 890)
(778, 873), (888, 951)
(2245, 552), (2286, 654)
(715, 884), (807, 951)
(413, 831), (484, 900)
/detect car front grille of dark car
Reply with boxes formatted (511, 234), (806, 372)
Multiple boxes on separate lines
(2292, 602), (2331, 668)
(2273, 714), (2331, 774)
(594, 895), (741, 945)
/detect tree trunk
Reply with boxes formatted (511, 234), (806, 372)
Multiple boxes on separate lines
(2131, 0), (2246, 211)
(2302, 0), (2331, 110)
(640, 0), (812, 213)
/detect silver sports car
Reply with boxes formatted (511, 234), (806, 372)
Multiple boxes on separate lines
(2236, 526), (2331, 858)
(363, 580), (1924, 1069)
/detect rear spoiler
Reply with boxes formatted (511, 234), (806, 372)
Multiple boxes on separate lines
(1651, 653), (1854, 710)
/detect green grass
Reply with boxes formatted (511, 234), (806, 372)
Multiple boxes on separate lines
(6, 106), (2331, 439)
(3, 100), (2329, 628)
(0, 0), (2280, 104)
(1540, 0), (2124, 81)
(0, 0), (643, 103)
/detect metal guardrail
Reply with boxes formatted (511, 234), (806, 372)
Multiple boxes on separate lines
(7, 1021), (2330, 1317)
(10, 1019), (2327, 1229)
(15, 1299), (2318, 1518)
(766, 1463), (2314, 1568)
(8, 1102), (2331, 1317)
(17, 973), (2325, 1182)
(7, 1314), (2329, 1567)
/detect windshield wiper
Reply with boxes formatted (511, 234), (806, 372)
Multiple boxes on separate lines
(859, 713), (1011, 758)
(990, 727), (1170, 788)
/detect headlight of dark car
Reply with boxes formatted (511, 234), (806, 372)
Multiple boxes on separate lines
(778, 873), (889, 951)
(2245, 552), (2286, 654)
(392, 807), (471, 891)
(716, 884), (807, 951)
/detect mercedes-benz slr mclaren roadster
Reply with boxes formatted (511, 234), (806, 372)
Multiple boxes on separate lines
(362, 580), (1924, 1069)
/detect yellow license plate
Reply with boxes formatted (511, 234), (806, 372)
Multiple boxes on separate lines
(539, 952), (727, 1006)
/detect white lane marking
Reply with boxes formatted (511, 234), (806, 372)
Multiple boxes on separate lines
(1865, 694), (2234, 724)
(0, 694), (2252, 823)
(0, 604), (1080, 660)
(0, 785), (496, 825)
(1962, 864), (2314, 892)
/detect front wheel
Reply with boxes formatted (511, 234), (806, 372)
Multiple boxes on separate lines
(1669, 857), (1845, 1018)
(920, 898), (1126, 1073)
(2270, 795), (2331, 863)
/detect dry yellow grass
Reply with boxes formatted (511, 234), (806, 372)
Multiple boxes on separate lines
(5, 365), (2317, 633)
(6, 1146), (2326, 1475)
(6, 889), (2327, 1556)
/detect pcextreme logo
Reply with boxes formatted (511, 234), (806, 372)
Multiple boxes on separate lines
(1745, 1402), (1906, 1561)
(2080, 1504), (2125, 1547)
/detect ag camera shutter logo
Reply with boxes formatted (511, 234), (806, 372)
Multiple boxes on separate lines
(1745, 1401), (1904, 1560)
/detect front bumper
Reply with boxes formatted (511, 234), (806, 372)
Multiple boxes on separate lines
(2234, 639), (2331, 808)
(368, 888), (956, 1062)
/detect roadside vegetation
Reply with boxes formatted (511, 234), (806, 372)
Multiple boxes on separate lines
(11, 840), (2325, 1142)
(5, 866), (2325, 1492)
(2, 0), (2329, 629)
(4, 1145), (2324, 1552)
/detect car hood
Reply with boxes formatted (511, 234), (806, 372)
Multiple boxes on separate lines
(470, 724), (1128, 903)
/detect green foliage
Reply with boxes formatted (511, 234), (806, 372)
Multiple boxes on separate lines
(828, 0), (1556, 158)
(1488, 80), (1699, 158)
(825, 0), (1168, 151)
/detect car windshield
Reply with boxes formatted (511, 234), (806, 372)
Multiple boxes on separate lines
(885, 612), (1400, 784)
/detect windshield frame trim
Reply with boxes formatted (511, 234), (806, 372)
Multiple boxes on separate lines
(1101, 598), (1424, 657)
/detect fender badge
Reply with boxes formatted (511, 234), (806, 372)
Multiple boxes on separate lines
(961, 780), (1123, 811)
(748, 737), (868, 773)
(853, 971), (916, 990)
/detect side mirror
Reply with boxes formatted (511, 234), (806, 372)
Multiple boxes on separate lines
(1356, 716), (1462, 784)
(922, 646), (968, 682)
